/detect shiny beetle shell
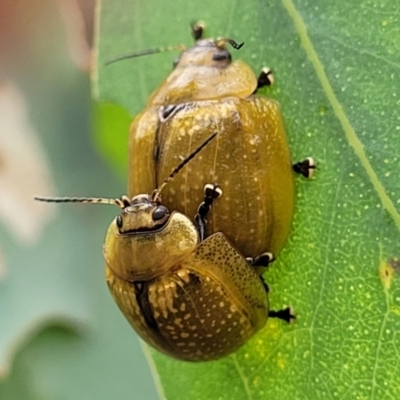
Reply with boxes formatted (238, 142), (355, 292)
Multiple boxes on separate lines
(104, 193), (269, 361)
(128, 36), (294, 258)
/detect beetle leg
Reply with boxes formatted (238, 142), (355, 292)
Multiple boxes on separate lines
(292, 157), (316, 179)
(255, 67), (274, 91)
(246, 252), (275, 267)
(269, 307), (295, 323)
(194, 183), (222, 241)
(191, 21), (205, 41)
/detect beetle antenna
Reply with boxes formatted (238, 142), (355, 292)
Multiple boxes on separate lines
(34, 195), (131, 209)
(105, 44), (186, 66)
(216, 38), (244, 50)
(152, 132), (218, 202)
(35, 130), (217, 207)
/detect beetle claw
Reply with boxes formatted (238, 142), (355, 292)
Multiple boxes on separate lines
(293, 157), (316, 179)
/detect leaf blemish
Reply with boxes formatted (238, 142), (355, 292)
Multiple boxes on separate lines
(378, 258), (400, 290)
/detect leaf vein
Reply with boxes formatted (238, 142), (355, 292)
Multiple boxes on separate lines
(282, 0), (400, 233)
(231, 353), (253, 400)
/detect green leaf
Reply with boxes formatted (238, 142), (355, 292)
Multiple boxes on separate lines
(96, 0), (400, 399)
(92, 102), (131, 177)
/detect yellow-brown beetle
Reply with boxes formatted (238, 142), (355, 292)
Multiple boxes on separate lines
(126, 23), (314, 263)
(35, 134), (293, 361)
(104, 184), (272, 362)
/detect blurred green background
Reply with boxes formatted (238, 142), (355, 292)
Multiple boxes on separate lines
(0, 1), (158, 399)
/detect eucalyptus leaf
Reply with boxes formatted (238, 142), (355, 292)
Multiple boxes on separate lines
(96, 0), (400, 399)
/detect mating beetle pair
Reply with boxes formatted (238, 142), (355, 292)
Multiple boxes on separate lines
(36, 23), (314, 361)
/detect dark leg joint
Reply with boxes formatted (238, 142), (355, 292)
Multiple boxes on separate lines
(269, 307), (295, 323)
(293, 157), (316, 179)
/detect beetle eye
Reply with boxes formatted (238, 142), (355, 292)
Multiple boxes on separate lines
(116, 215), (123, 229)
(152, 205), (169, 221)
(212, 50), (231, 61)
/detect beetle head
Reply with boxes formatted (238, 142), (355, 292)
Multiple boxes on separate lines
(173, 38), (243, 69)
(115, 194), (170, 234)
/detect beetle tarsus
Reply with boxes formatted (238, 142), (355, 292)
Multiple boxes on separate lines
(191, 21), (205, 41)
(293, 157), (316, 179)
(246, 252), (275, 267)
(194, 184), (222, 241)
(269, 307), (295, 323)
(256, 67), (274, 90)
(197, 184), (222, 219)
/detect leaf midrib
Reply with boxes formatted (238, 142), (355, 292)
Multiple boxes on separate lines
(282, 0), (400, 232)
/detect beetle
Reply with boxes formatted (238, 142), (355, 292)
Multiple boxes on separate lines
(35, 133), (294, 361)
(124, 22), (314, 265)
(104, 183), (293, 361)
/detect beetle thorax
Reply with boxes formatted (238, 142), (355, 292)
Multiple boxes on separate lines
(104, 204), (199, 281)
